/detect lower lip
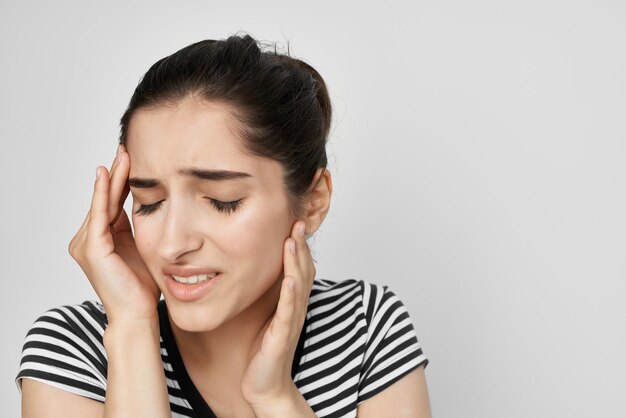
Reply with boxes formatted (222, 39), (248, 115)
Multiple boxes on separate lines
(164, 274), (223, 302)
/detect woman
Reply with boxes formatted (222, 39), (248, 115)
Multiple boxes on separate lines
(15, 33), (431, 417)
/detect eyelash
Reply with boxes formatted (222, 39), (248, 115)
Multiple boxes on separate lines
(134, 198), (243, 217)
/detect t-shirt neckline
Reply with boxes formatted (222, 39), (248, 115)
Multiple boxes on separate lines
(157, 298), (307, 417)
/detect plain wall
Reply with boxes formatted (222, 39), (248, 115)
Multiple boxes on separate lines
(1, 0), (624, 417)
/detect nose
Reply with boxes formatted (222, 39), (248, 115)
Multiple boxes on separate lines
(156, 199), (203, 263)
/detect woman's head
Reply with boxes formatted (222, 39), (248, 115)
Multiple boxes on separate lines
(119, 33), (332, 220)
(118, 33), (333, 330)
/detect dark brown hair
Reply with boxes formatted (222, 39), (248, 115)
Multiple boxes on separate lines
(118, 32), (332, 220)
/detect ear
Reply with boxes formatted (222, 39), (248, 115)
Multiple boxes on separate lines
(303, 168), (333, 235)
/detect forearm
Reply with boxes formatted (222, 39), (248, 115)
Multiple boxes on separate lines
(103, 317), (171, 418)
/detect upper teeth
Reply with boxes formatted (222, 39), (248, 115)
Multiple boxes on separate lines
(172, 273), (217, 284)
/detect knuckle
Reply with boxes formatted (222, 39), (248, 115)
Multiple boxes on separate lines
(68, 236), (81, 258)
(71, 242), (85, 259)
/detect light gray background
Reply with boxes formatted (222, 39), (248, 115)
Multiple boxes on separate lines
(1, 1), (624, 417)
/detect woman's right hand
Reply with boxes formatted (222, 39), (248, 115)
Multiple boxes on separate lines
(68, 144), (161, 325)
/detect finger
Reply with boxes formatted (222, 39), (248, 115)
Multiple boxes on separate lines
(283, 236), (300, 294)
(283, 232), (312, 326)
(69, 209), (90, 257)
(291, 220), (314, 283)
(108, 149), (130, 222)
(110, 205), (132, 236)
(88, 166), (111, 239)
(267, 277), (296, 354)
(109, 144), (122, 172)
(105, 145), (122, 191)
(110, 181), (130, 229)
(107, 144), (125, 193)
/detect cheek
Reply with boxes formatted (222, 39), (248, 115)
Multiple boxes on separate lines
(131, 220), (157, 260)
(222, 203), (291, 277)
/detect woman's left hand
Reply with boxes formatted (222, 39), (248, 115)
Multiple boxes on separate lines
(240, 220), (315, 407)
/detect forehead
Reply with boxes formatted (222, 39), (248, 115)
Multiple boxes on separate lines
(126, 98), (282, 184)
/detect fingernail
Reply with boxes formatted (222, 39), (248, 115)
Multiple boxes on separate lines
(289, 239), (296, 254)
(116, 144), (122, 156)
(298, 222), (305, 236)
(96, 167), (100, 179)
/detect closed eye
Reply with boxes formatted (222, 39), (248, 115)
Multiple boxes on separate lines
(134, 198), (244, 216)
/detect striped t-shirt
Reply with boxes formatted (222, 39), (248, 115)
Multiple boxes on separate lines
(15, 278), (428, 417)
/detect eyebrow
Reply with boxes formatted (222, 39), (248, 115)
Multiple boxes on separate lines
(128, 168), (252, 188)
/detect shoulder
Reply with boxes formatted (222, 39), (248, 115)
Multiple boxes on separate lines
(308, 277), (407, 322)
(23, 300), (109, 350)
(296, 278), (429, 411)
(353, 280), (429, 404)
(306, 277), (424, 352)
(19, 299), (109, 347)
(309, 277), (364, 300)
(307, 278), (367, 322)
(15, 300), (109, 403)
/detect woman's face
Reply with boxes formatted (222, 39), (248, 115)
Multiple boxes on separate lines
(125, 97), (296, 331)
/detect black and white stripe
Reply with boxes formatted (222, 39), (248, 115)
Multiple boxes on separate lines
(16, 279), (428, 418)
(15, 301), (108, 401)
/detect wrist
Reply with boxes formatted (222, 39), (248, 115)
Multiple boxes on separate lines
(249, 384), (316, 418)
(103, 315), (160, 349)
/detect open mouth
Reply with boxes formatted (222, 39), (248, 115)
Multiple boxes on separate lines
(170, 273), (218, 284)
(164, 273), (224, 302)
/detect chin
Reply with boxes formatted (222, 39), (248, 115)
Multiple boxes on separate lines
(166, 298), (226, 332)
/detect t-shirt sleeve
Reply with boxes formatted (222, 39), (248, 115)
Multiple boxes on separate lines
(14, 300), (109, 403)
(357, 281), (429, 404)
